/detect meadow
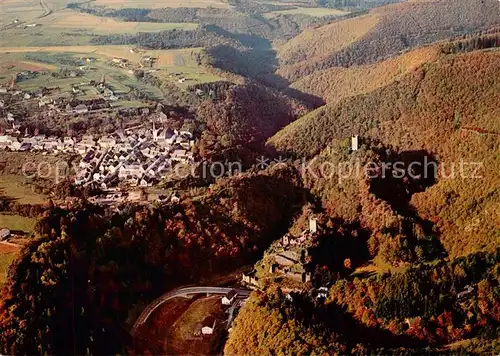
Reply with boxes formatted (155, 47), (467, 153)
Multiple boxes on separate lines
(0, 45), (224, 103)
(0, 214), (37, 234)
(0, 175), (47, 205)
(0, 9), (198, 47)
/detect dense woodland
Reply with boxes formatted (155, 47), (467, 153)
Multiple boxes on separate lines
(0, 165), (307, 354)
(270, 49), (500, 259)
(228, 249), (500, 354)
(277, 0), (500, 81)
(196, 81), (312, 160)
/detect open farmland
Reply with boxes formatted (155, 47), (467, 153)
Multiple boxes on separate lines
(0, 0), (74, 28)
(50, 11), (198, 34)
(0, 45), (224, 103)
(0, 175), (47, 205)
(0, 9), (198, 47)
(0, 214), (37, 234)
(93, 0), (229, 9)
(152, 48), (223, 89)
(0, 0), (44, 28)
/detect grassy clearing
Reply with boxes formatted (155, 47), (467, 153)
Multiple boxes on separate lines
(0, 214), (37, 234)
(263, 7), (348, 18)
(0, 0), (43, 28)
(93, 0), (229, 9)
(49, 11), (198, 35)
(170, 296), (221, 354)
(0, 175), (47, 205)
(0, 10), (198, 47)
(153, 48), (222, 89)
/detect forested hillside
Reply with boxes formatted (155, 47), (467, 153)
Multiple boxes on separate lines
(196, 81), (314, 160)
(269, 49), (500, 258)
(0, 165), (307, 355)
(1, 0), (499, 354)
(277, 0), (500, 81)
(227, 248), (500, 353)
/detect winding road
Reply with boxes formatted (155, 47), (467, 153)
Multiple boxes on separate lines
(130, 286), (250, 335)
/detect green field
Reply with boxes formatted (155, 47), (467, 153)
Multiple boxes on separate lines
(0, 175), (47, 205)
(0, 8), (198, 47)
(152, 48), (223, 89)
(0, 214), (37, 234)
(0, 50), (165, 103)
(0, 46), (224, 99)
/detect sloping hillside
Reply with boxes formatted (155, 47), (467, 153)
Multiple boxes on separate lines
(290, 44), (441, 104)
(269, 49), (500, 258)
(277, 0), (500, 81)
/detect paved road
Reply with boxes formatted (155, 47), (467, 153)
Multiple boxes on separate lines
(130, 286), (250, 335)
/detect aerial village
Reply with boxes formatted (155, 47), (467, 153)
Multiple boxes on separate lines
(0, 122), (195, 187)
(0, 76), (199, 201)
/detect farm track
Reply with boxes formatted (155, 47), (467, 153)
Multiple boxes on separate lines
(39, 0), (52, 18)
(0, 0), (52, 31)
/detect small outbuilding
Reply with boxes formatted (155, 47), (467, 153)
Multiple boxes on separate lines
(222, 289), (237, 306)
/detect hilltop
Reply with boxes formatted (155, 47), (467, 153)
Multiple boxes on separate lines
(277, 0), (500, 81)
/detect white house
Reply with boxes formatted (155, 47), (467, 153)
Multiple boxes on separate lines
(222, 290), (237, 306)
(118, 164), (143, 179)
(0, 228), (11, 240)
(63, 137), (75, 146)
(201, 316), (217, 335)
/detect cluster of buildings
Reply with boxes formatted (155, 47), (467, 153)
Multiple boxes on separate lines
(194, 290), (246, 337)
(74, 126), (195, 189)
(266, 219), (321, 285)
(0, 125), (196, 189)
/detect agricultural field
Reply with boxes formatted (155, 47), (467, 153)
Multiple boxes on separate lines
(0, 9), (198, 47)
(0, 0), (45, 28)
(50, 12), (198, 34)
(0, 0), (75, 28)
(0, 214), (37, 234)
(263, 7), (349, 19)
(0, 175), (47, 205)
(93, 0), (230, 9)
(0, 46), (224, 104)
(151, 48), (223, 89)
